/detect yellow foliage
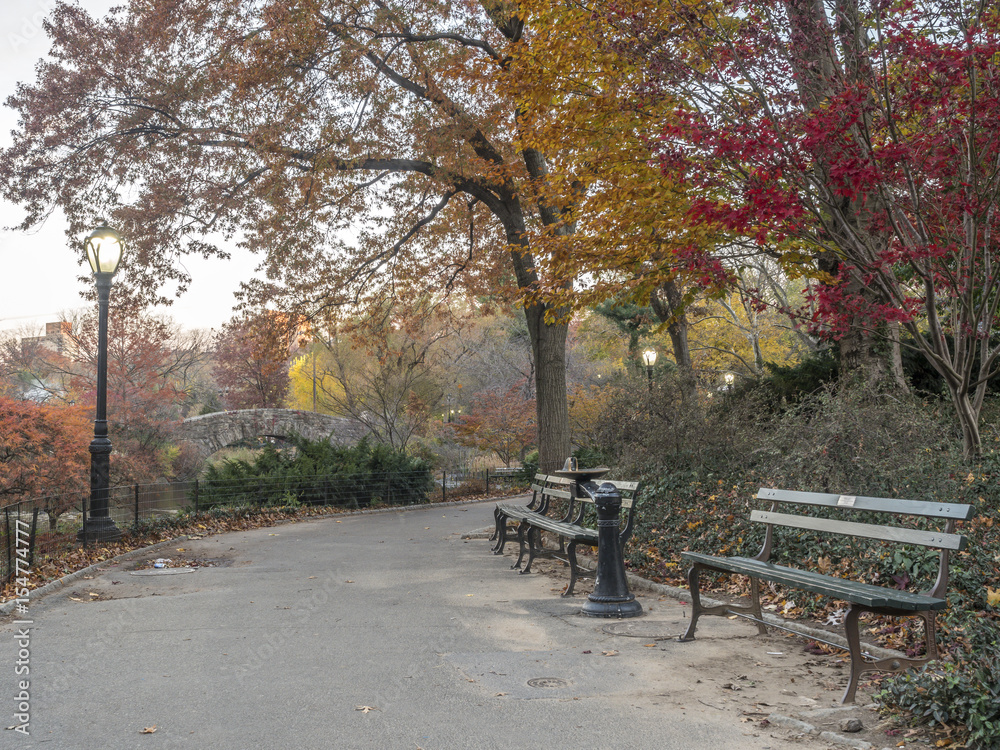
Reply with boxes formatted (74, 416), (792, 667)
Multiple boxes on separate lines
(509, 0), (729, 310)
(287, 350), (346, 415)
(687, 289), (805, 379)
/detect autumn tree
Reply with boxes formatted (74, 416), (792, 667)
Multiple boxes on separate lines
(0, 395), (91, 527)
(506, 0), (731, 391)
(445, 308), (535, 399)
(305, 299), (456, 450)
(607, 0), (1000, 457)
(452, 382), (537, 466)
(0, 0), (600, 471)
(213, 312), (300, 411)
(69, 309), (202, 483)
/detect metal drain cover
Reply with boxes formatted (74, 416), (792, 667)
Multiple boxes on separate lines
(527, 677), (570, 689)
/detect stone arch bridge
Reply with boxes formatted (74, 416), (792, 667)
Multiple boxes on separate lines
(178, 409), (367, 455)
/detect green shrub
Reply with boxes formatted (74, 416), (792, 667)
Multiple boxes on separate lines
(878, 614), (1000, 748)
(196, 435), (434, 509)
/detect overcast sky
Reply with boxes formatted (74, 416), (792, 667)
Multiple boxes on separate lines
(0, 0), (258, 335)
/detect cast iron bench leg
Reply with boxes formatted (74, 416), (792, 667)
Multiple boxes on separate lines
(490, 506), (501, 542)
(520, 526), (540, 575)
(492, 509), (508, 554)
(842, 605), (867, 704)
(681, 564), (706, 640)
(511, 521), (529, 569)
(842, 607), (940, 704)
(920, 610), (939, 661)
(748, 577), (768, 635)
(562, 541), (579, 597)
(681, 565), (768, 640)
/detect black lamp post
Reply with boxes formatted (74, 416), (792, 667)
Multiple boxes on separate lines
(77, 224), (124, 546)
(642, 349), (657, 391)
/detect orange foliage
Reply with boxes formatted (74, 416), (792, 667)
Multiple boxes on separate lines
(0, 397), (91, 519)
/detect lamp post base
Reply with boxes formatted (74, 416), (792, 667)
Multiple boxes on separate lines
(581, 593), (644, 619)
(77, 516), (122, 545)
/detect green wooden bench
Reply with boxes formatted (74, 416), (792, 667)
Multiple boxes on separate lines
(517, 479), (642, 597)
(680, 488), (972, 703)
(490, 474), (574, 557)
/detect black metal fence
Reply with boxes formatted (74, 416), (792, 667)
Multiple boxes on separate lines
(1, 467), (527, 584)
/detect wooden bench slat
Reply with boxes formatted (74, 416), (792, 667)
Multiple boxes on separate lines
(542, 488), (573, 501)
(681, 552), (947, 611)
(750, 510), (967, 550)
(757, 488), (974, 521)
(545, 476), (575, 487)
(528, 517), (597, 542)
(603, 480), (640, 492)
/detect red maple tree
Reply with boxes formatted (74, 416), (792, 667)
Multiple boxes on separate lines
(615, 0), (1000, 457)
(451, 383), (536, 466)
(0, 396), (91, 527)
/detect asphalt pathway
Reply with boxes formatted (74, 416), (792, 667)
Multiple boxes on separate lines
(2, 500), (833, 749)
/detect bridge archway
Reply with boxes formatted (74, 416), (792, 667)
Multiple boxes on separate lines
(177, 409), (367, 455)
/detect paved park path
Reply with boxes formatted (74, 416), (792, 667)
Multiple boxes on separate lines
(2, 500), (878, 749)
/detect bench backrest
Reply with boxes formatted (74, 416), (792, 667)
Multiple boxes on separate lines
(525, 474), (574, 514)
(754, 488), (972, 597)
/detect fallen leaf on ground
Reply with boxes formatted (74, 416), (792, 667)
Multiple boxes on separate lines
(139, 726), (157, 734)
(602, 650), (619, 657)
(355, 706), (377, 713)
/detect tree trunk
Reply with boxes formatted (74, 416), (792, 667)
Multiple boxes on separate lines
(888, 321), (909, 394)
(501, 197), (572, 473)
(945, 381), (982, 460)
(650, 280), (696, 400)
(526, 302), (571, 472)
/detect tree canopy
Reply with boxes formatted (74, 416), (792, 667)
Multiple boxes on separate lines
(0, 0), (585, 470)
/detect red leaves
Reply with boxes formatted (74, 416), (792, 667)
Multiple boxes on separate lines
(450, 382), (536, 466)
(0, 396), (91, 504)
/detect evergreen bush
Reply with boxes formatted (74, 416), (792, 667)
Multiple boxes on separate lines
(197, 435), (434, 509)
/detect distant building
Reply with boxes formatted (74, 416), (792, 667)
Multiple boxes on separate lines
(17, 322), (78, 402)
(21, 321), (77, 359)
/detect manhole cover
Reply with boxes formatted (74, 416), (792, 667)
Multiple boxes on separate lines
(130, 567), (197, 576)
(602, 620), (680, 638)
(527, 677), (570, 689)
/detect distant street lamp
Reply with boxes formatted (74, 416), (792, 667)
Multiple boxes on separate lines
(77, 223), (124, 545)
(724, 372), (735, 391)
(642, 349), (657, 391)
